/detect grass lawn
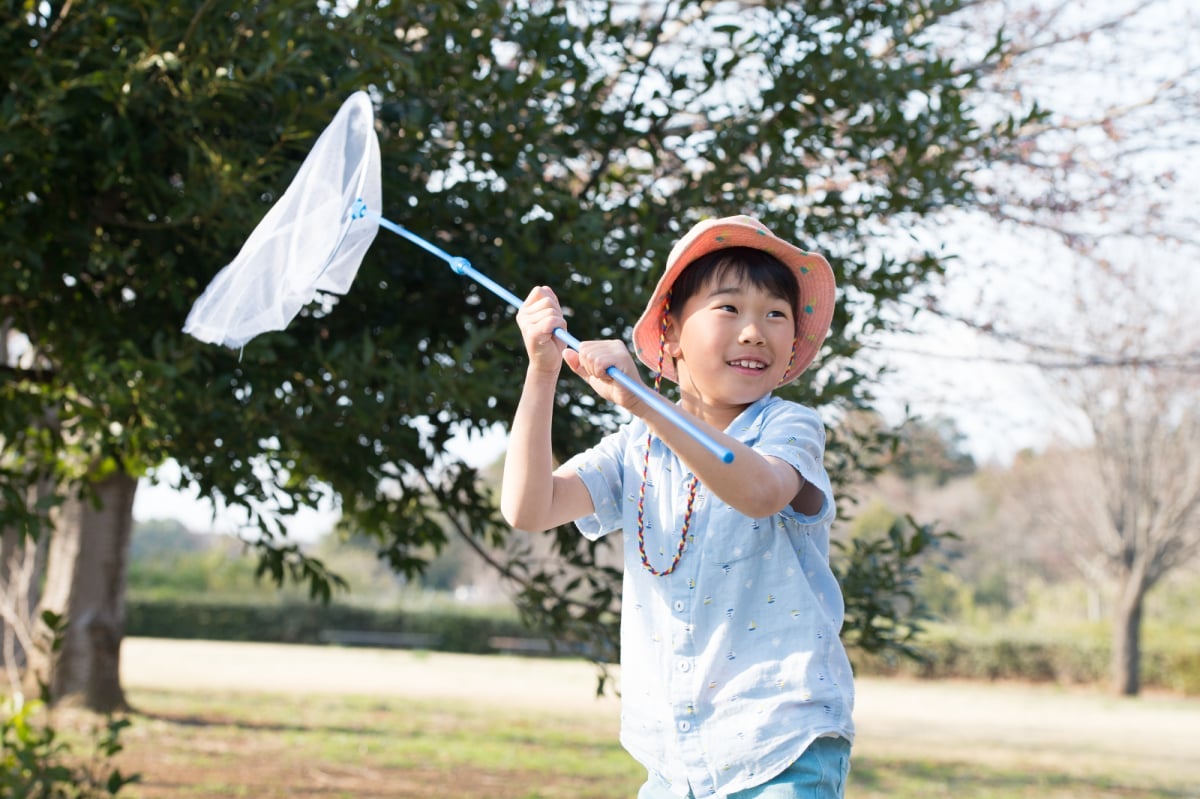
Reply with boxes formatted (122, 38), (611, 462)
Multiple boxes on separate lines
(114, 688), (634, 798)
(102, 640), (1199, 798)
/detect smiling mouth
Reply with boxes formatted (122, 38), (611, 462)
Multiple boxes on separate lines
(728, 358), (768, 371)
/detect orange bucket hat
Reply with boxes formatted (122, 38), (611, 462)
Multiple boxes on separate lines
(632, 215), (836, 386)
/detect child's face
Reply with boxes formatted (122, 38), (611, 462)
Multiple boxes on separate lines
(666, 274), (795, 425)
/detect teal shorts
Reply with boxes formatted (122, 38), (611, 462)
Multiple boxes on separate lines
(637, 737), (851, 799)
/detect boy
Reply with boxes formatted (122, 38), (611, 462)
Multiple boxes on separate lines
(501, 215), (853, 798)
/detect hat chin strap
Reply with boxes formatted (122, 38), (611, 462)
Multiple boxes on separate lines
(778, 338), (797, 386)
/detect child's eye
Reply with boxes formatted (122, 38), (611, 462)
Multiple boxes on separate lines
(768, 309), (790, 319)
(717, 304), (738, 313)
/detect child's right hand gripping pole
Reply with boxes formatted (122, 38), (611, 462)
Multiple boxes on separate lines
(550, 327), (735, 464)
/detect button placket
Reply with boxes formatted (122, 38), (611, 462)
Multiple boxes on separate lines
(669, 598), (699, 751)
(664, 508), (705, 784)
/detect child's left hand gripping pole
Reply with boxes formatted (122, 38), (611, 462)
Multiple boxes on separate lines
(369, 210), (735, 464)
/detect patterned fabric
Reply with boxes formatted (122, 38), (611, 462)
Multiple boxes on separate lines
(564, 395), (855, 798)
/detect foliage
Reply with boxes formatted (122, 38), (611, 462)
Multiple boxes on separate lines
(834, 514), (958, 663)
(126, 520), (453, 603)
(0, 611), (136, 798)
(1, 0), (1031, 671)
(885, 416), (977, 485)
(843, 437), (1200, 691)
(124, 597), (542, 656)
(908, 0), (1200, 695)
(853, 623), (1200, 696)
(126, 518), (209, 561)
(0, 697), (136, 799)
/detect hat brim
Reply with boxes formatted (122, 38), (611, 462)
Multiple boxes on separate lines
(632, 216), (836, 386)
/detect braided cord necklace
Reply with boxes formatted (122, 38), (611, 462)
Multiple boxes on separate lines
(636, 293), (700, 577)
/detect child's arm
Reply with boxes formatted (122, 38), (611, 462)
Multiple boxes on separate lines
(563, 340), (821, 518)
(500, 287), (596, 532)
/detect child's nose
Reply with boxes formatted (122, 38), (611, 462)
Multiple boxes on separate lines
(739, 322), (766, 344)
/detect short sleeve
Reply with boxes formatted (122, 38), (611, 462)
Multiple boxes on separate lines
(753, 400), (835, 525)
(560, 425), (631, 540)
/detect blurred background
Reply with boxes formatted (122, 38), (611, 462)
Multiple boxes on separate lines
(2, 0), (1197, 796)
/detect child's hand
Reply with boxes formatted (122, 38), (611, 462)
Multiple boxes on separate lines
(564, 340), (648, 414)
(516, 286), (569, 374)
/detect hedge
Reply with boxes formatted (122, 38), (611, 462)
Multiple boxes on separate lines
(852, 629), (1200, 695)
(125, 598), (543, 656)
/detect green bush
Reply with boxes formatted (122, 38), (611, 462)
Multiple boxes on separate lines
(852, 626), (1200, 695)
(125, 598), (551, 655)
(2, 695), (137, 798)
(1, 611), (137, 798)
(1147, 648), (1200, 695)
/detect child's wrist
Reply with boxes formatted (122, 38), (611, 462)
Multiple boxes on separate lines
(526, 362), (562, 381)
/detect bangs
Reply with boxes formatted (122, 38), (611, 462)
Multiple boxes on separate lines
(669, 247), (800, 316)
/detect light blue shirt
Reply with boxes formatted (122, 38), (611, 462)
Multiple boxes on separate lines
(564, 395), (855, 798)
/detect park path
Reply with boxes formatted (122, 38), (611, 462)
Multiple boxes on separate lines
(853, 675), (1200, 786)
(121, 637), (1200, 789)
(121, 637), (621, 712)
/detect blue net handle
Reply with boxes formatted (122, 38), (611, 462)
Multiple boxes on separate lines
(353, 202), (734, 464)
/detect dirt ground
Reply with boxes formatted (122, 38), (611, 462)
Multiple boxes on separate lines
(116, 637), (1200, 796)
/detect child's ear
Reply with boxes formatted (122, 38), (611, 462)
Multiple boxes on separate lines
(662, 315), (683, 358)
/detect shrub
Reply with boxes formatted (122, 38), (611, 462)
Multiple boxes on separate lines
(852, 626), (1200, 695)
(3, 612), (137, 799)
(125, 598), (547, 655)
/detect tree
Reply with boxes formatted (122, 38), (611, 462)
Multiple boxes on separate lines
(1011, 266), (1200, 695)
(35, 472), (137, 710)
(975, 1), (1200, 697)
(2, 0), (1024, 706)
(0, 483), (50, 692)
(2, 0), (416, 708)
(887, 416), (977, 485)
(883, 0), (1200, 693)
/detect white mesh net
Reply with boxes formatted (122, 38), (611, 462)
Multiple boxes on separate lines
(183, 91), (381, 348)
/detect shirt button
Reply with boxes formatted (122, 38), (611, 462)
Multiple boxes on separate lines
(677, 720), (691, 732)
(673, 600), (685, 612)
(677, 659), (691, 673)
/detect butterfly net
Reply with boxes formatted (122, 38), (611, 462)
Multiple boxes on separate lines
(183, 91), (381, 348)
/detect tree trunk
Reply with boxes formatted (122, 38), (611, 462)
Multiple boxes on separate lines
(28, 471), (137, 712)
(1, 526), (48, 687)
(0, 475), (54, 691)
(1111, 578), (1144, 697)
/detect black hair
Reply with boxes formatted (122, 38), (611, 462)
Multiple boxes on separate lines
(668, 246), (800, 321)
